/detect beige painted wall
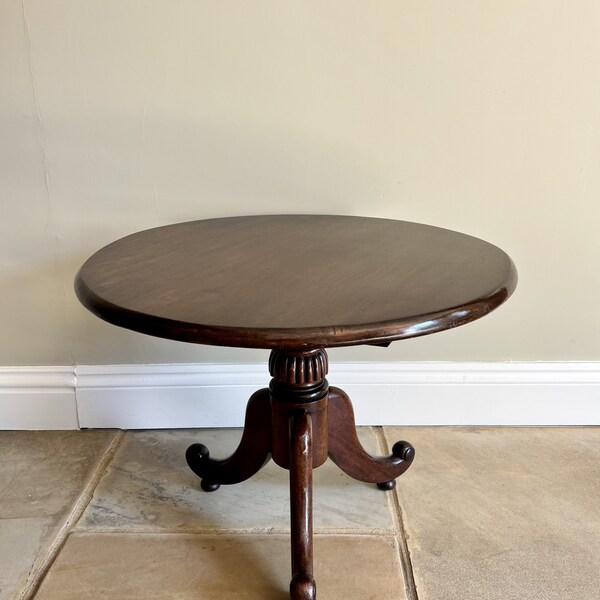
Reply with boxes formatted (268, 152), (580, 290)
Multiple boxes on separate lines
(2, 1), (599, 366)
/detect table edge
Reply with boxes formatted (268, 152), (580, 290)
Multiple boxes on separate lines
(75, 261), (518, 350)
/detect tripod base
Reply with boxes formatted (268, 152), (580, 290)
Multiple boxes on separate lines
(186, 349), (415, 600)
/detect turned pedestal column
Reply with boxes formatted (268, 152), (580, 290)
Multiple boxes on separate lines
(186, 348), (415, 599)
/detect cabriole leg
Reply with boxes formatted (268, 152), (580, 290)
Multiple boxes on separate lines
(186, 388), (272, 491)
(327, 386), (415, 489)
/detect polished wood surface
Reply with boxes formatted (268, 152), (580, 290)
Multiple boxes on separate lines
(75, 216), (517, 600)
(185, 388), (272, 491)
(184, 348), (416, 600)
(289, 411), (316, 600)
(327, 386), (414, 488)
(75, 215), (517, 349)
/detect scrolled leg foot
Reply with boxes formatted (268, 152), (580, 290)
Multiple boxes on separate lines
(200, 480), (220, 492)
(328, 386), (415, 488)
(185, 442), (209, 468)
(290, 573), (316, 600)
(185, 443), (222, 492)
(393, 440), (415, 462)
(377, 480), (396, 490)
(186, 389), (272, 488)
(376, 441), (415, 490)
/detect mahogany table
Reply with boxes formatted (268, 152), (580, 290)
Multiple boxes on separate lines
(75, 215), (517, 599)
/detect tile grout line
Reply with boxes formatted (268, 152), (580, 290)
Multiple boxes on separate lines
(376, 427), (419, 600)
(70, 525), (398, 536)
(18, 430), (127, 600)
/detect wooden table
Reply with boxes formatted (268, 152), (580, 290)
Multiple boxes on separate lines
(75, 215), (517, 599)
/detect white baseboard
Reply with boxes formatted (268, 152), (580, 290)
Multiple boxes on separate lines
(0, 367), (78, 429)
(1, 363), (600, 430)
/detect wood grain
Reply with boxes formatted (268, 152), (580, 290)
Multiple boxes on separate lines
(75, 215), (517, 349)
(328, 386), (414, 487)
(289, 411), (316, 600)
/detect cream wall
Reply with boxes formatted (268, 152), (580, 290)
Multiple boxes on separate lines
(2, 1), (599, 366)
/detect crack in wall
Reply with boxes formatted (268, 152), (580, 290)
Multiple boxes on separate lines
(21, 0), (76, 366)
(21, 0), (52, 240)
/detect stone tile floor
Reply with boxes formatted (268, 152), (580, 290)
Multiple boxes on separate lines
(1, 427), (599, 599)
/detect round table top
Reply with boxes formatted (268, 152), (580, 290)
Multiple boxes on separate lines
(75, 215), (517, 349)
